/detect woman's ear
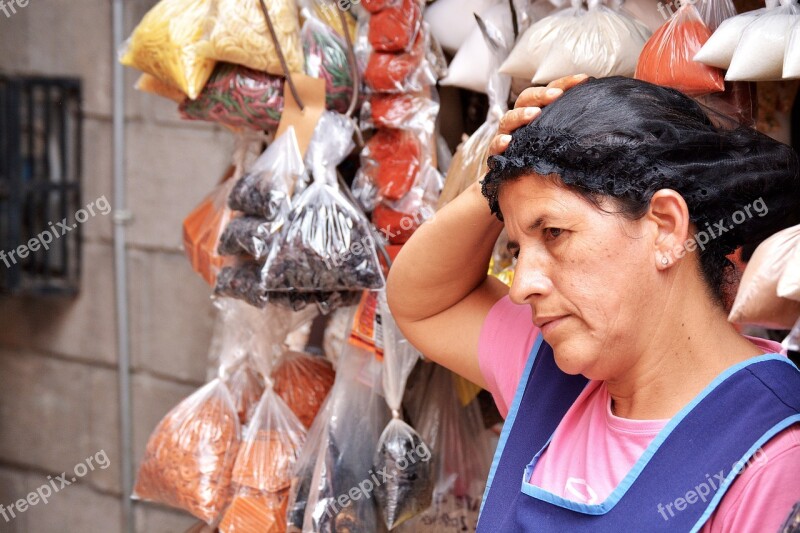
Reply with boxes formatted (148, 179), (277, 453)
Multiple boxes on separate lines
(647, 189), (691, 269)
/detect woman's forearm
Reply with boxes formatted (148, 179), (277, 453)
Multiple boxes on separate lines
(387, 180), (505, 323)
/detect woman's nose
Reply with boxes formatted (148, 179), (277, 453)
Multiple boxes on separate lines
(509, 262), (554, 305)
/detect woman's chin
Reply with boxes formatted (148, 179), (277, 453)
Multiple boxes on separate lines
(551, 344), (599, 377)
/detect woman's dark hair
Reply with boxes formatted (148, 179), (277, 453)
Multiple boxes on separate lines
(482, 76), (800, 304)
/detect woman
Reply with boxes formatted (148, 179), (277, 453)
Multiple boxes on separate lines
(386, 75), (800, 532)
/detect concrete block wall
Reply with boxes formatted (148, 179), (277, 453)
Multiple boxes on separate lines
(0, 1), (231, 530)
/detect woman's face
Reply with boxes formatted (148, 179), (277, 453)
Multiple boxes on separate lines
(499, 173), (663, 380)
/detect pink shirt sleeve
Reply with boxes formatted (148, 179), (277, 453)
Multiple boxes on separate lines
(478, 296), (540, 418)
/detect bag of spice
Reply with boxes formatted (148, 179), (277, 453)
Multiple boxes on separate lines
(133, 378), (241, 524)
(533, 0), (650, 84)
(272, 350), (336, 429)
(302, 15), (359, 115)
(635, 4), (724, 96)
(119, 0), (216, 99)
(364, 29), (438, 93)
(261, 112), (385, 298)
(373, 295), (433, 529)
(184, 177), (237, 286)
(220, 386), (307, 532)
(396, 364), (493, 532)
(300, 345), (389, 533)
(693, 5), (768, 70)
(725, 0), (800, 81)
(368, 0), (423, 53)
(729, 224), (800, 329)
(200, 0), (304, 76)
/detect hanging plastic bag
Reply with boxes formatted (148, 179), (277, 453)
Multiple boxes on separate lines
(424, 0), (499, 54)
(133, 379), (241, 524)
(698, 0), (738, 31)
(778, 243), (800, 301)
(272, 350), (336, 429)
(361, 128), (422, 201)
(373, 295), (433, 529)
(224, 354), (266, 425)
(693, 4), (770, 69)
(695, 80), (756, 126)
(135, 73), (186, 103)
(369, 0), (423, 53)
(119, 0), (216, 100)
(298, 344), (389, 532)
(635, 5), (724, 96)
(302, 16), (359, 115)
(533, 0), (651, 84)
(363, 0), (403, 12)
(180, 63), (286, 132)
(217, 216), (271, 258)
(184, 177), (237, 286)
(216, 260), (270, 308)
(397, 364), (493, 532)
(499, 0), (586, 81)
(372, 165), (441, 244)
(361, 94), (440, 133)
(200, 0), (304, 76)
(786, 19), (800, 78)
(220, 386), (307, 532)
(725, 0), (800, 81)
(442, 4), (516, 94)
(729, 224), (800, 329)
(364, 29), (438, 93)
(227, 128), (304, 222)
(261, 112), (385, 296)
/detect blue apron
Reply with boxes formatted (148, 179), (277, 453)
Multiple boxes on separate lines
(478, 335), (800, 532)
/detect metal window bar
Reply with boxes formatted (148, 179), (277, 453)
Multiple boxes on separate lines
(0, 75), (82, 295)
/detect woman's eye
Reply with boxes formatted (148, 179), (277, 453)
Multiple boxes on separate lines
(545, 228), (564, 240)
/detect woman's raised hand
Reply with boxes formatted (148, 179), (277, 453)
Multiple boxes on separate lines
(489, 74), (590, 157)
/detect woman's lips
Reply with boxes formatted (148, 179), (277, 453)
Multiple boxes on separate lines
(538, 316), (569, 336)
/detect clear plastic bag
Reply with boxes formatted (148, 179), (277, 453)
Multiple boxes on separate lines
(423, 0), (498, 54)
(119, 0), (216, 100)
(437, 121), (494, 209)
(693, 5), (770, 69)
(361, 94), (440, 134)
(361, 128), (422, 201)
(261, 112), (385, 296)
(729, 224), (800, 329)
(224, 354), (266, 426)
(133, 379), (241, 524)
(533, 0), (651, 84)
(217, 216), (272, 258)
(200, 0), (304, 76)
(698, 0), (738, 31)
(368, 0), (424, 53)
(786, 19), (800, 78)
(184, 177), (237, 286)
(272, 350), (336, 429)
(373, 295), (433, 529)
(227, 127), (304, 223)
(441, 4), (516, 95)
(373, 165), (441, 244)
(778, 243), (800, 301)
(726, 0), (800, 81)
(179, 63), (286, 131)
(302, 16), (360, 115)
(635, 5), (724, 96)
(220, 386), (307, 532)
(499, 0), (586, 81)
(215, 259), (270, 308)
(397, 364), (493, 532)
(135, 73), (186, 103)
(296, 345), (390, 532)
(364, 28), (438, 93)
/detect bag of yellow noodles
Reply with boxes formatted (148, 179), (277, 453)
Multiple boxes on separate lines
(200, 0), (304, 76)
(120, 0), (216, 100)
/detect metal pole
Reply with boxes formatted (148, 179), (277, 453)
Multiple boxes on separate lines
(112, 1), (135, 532)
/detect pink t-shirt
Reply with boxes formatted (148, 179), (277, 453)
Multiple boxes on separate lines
(478, 296), (800, 532)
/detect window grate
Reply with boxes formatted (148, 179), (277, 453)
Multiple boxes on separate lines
(0, 75), (82, 295)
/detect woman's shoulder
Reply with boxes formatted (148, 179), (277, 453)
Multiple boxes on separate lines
(477, 296), (541, 418)
(707, 424), (800, 532)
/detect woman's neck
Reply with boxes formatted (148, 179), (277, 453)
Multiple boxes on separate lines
(606, 269), (763, 421)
